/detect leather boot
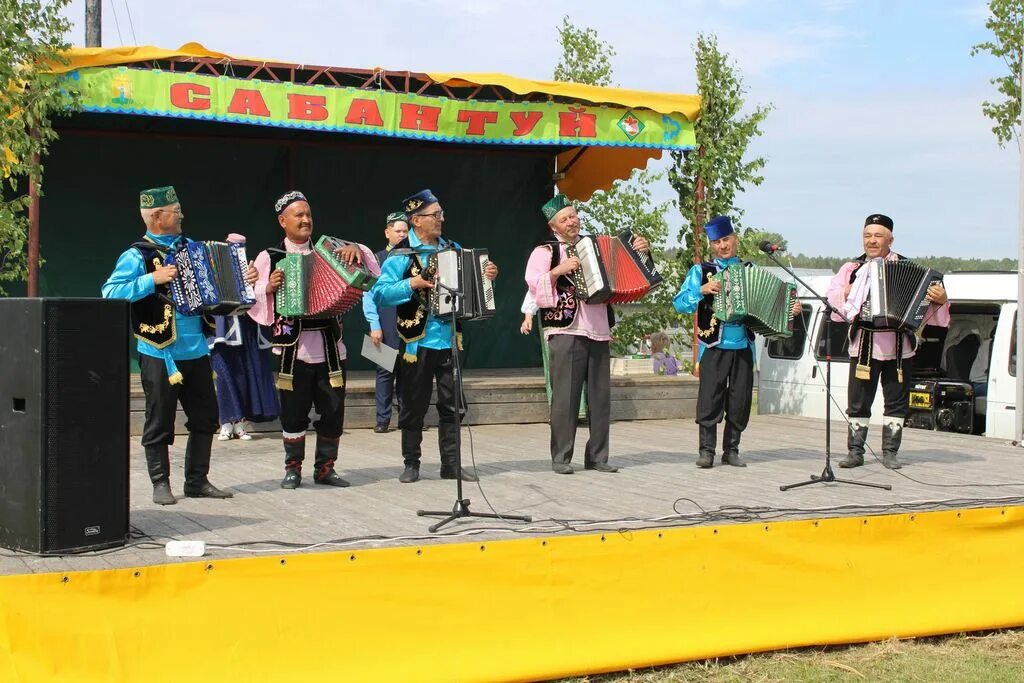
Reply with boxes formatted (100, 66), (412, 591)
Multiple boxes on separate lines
(313, 435), (349, 487)
(840, 420), (868, 468)
(400, 429), (421, 483)
(881, 418), (904, 470)
(439, 421), (477, 482)
(144, 445), (171, 485)
(696, 425), (716, 468)
(182, 433), (233, 498)
(721, 423), (746, 467)
(281, 437), (305, 489)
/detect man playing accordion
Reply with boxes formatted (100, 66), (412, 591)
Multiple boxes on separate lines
(248, 191), (371, 489)
(102, 186), (248, 504)
(827, 213), (949, 470)
(371, 189), (499, 484)
(674, 216), (801, 469)
(525, 194), (650, 475)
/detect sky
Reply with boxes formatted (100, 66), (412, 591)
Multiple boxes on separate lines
(61, 0), (1019, 259)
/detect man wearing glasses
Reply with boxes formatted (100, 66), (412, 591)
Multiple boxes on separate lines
(371, 189), (498, 483)
(102, 186), (247, 505)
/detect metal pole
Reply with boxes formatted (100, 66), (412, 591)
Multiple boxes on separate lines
(1016, 63), (1024, 444)
(85, 0), (101, 47)
(691, 175), (706, 375)
(27, 165), (40, 297)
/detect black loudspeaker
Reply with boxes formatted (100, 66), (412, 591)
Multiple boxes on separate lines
(0, 298), (130, 553)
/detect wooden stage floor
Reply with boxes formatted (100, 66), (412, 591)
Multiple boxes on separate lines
(3, 415), (1022, 575)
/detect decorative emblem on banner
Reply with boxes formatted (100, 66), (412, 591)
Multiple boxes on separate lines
(617, 111), (644, 140)
(111, 75), (133, 105)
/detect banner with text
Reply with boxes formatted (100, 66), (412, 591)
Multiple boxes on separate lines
(72, 67), (696, 150)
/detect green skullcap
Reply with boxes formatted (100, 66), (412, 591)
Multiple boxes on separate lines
(386, 211), (408, 224)
(139, 186), (178, 209)
(542, 194), (571, 221)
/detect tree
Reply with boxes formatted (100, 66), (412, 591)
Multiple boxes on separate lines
(667, 34), (771, 368)
(553, 17), (676, 357)
(0, 0), (77, 294)
(971, 0), (1023, 149)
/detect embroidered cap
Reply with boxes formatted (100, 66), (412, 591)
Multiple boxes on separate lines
(139, 186), (178, 209)
(386, 211), (408, 224)
(403, 189), (438, 216)
(864, 213), (894, 231)
(704, 216), (734, 241)
(542, 194), (571, 221)
(275, 190), (308, 215)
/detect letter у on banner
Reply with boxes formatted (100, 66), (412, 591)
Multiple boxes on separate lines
(558, 106), (597, 138)
(510, 111), (543, 136)
(287, 94), (329, 121)
(345, 99), (385, 127)
(457, 110), (499, 136)
(169, 83), (211, 111)
(398, 103), (441, 132)
(227, 89), (271, 117)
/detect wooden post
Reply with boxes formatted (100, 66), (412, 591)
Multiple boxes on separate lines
(27, 165), (40, 297)
(691, 174), (706, 375)
(85, 0), (102, 47)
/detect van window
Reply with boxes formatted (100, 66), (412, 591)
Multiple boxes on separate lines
(814, 317), (851, 361)
(767, 306), (810, 359)
(1011, 312), (1018, 378)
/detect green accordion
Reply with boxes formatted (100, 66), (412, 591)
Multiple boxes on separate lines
(710, 264), (796, 339)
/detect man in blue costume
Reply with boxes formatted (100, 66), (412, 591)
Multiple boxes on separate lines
(371, 190), (498, 483)
(102, 186), (250, 504)
(362, 211), (409, 433)
(673, 215), (800, 468)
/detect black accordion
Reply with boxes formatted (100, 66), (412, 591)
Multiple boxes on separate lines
(164, 240), (256, 316)
(859, 258), (943, 332)
(427, 248), (496, 321)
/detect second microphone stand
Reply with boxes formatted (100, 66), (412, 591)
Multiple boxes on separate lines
(417, 268), (533, 531)
(761, 250), (891, 492)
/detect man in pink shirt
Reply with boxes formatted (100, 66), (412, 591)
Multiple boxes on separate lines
(248, 191), (371, 489)
(826, 213), (950, 469)
(525, 194), (649, 474)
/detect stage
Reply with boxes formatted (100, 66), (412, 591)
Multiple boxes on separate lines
(4, 414), (1022, 575)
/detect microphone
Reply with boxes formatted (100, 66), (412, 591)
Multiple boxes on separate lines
(759, 240), (782, 254)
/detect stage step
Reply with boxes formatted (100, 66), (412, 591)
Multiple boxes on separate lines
(128, 369), (698, 435)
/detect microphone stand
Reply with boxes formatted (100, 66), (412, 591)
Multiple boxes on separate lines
(417, 265), (533, 531)
(759, 248), (891, 492)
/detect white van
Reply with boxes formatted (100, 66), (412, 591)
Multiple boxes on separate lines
(757, 272), (1019, 440)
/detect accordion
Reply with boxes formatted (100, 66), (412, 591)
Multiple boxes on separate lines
(274, 236), (380, 318)
(711, 263), (796, 339)
(859, 259), (943, 332)
(164, 240), (256, 316)
(427, 248), (496, 321)
(566, 230), (663, 304)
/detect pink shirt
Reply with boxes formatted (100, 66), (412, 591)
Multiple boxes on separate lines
(248, 237), (371, 364)
(827, 252), (950, 360)
(525, 240), (612, 342)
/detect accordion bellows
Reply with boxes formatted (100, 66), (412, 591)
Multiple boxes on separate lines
(859, 259), (943, 332)
(567, 230), (663, 304)
(274, 236), (380, 318)
(711, 264), (796, 339)
(165, 241), (256, 316)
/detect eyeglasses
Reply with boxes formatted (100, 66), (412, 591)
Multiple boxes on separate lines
(418, 210), (444, 221)
(158, 208), (183, 216)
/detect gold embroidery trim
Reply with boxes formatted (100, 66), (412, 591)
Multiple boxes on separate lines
(139, 303), (174, 334)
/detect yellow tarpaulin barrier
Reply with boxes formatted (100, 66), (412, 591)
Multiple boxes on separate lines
(0, 506), (1022, 682)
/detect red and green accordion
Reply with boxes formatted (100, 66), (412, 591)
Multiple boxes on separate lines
(274, 236), (380, 318)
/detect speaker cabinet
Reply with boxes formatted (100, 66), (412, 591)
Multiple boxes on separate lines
(0, 298), (130, 553)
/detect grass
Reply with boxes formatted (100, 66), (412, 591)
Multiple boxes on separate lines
(561, 630), (1024, 682)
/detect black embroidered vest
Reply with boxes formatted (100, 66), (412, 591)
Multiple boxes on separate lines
(129, 240), (177, 349)
(391, 237), (463, 344)
(536, 241), (616, 330)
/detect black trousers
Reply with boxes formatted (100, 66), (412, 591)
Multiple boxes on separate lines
(278, 358), (347, 438)
(547, 334), (611, 465)
(695, 346), (754, 431)
(847, 355), (913, 419)
(398, 347), (465, 466)
(140, 354), (219, 447)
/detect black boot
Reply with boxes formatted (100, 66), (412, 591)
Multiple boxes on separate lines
(400, 429), (421, 483)
(840, 420), (868, 468)
(144, 445), (171, 484)
(697, 426), (716, 468)
(183, 433), (233, 498)
(313, 435), (349, 487)
(281, 437), (305, 489)
(438, 421), (477, 482)
(881, 419), (904, 470)
(721, 423), (746, 467)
